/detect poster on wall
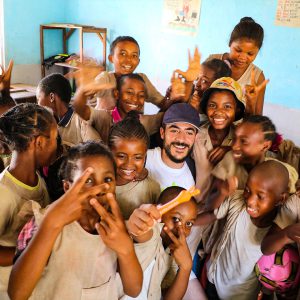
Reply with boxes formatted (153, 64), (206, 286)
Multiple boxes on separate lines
(275, 0), (300, 27)
(162, 0), (202, 36)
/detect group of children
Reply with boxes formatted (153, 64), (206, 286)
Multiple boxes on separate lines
(0, 16), (300, 300)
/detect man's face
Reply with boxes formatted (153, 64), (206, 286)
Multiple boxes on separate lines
(160, 122), (197, 163)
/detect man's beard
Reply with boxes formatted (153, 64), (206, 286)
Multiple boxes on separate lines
(163, 141), (192, 163)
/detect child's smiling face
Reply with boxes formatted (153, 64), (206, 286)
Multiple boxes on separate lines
(206, 90), (236, 130)
(229, 38), (259, 70)
(232, 122), (271, 165)
(161, 200), (197, 246)
(109, 41), (140, 76)
(111, 138), (147, 185)
(68, 155), (116, 232)
(117, 78), (146, 117)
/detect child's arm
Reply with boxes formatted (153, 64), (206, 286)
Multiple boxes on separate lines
(162, 225), (192, 300)
(73, 88), (92, 121)
(90, 193), (143, 298)
(244, 69), (269, 116)
(261, 223), (300, 255)
(127, 204), (161, 243)
(8, 168), (109, 300)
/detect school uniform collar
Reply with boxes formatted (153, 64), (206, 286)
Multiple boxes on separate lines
(58, 106), (74, 127)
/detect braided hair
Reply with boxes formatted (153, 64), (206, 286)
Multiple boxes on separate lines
(108, 110), (149, 149)
(0, 103), (55, 152)
(242, 115), (277, 143)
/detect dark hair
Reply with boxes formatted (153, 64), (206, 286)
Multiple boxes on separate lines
(0, 103), (55, 152)
(0, 90), (16, 109)
(229, 17), (264, 49)
(59, 141), (116, 182)
(108, 110), (149, 149)
(242, 115), (277, 143)
(116, 73), (146, 94)
(202, 59), (232, 79)
(37, 73), (72, 105)
(158, 186), (197, 205)
(110, 36), (140, 55)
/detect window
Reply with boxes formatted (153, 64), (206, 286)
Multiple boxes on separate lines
(0, 0), (4, 66)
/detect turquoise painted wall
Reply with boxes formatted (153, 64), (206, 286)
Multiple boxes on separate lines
(3, 0), (67, 64)
(3, 0), (300, 108)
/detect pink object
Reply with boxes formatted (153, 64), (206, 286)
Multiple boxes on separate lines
(256, 246), (300, 293)
(111, 107), (122, 123)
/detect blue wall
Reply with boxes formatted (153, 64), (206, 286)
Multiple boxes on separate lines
(4, 0), (300, 109)
(4, 0), (67, 64)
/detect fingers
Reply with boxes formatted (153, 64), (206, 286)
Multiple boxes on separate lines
(194, 46), (201, 61)
(71, 167), (94, 193)
(164, 225), (179, 245)
(251, 68), (255, 86)
(105, 193), (123, 219)
(188, 49), (191, 64)
(256, 79), (269, 93)
(139, 204), (161, 221)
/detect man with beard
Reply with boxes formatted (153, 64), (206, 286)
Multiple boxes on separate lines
(146, 103), (200, 191)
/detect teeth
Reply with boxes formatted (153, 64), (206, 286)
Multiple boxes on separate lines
(121, 169), (134, 176)
(233, 152), (242, 158)
(247, 207), (257, 213)
(127, 104), (138, 108)
(123, 65), (132, 70)
(174, 145), (186, 149)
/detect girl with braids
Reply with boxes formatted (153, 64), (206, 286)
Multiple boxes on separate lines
(8, 141), (142, 300)
(0, 103), (57, 297)
(211, 115), (298, 193)
(108, 111), (160, 219)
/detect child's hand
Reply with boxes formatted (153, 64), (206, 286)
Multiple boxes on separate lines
(217, 176), (238, 197)
(164, 224), (192, 272)
(170, 71), (186, 101)
(90, 193), (133, 256)
(127, 204), (161, 237)
(0, 60), (13, 91)
(189, 90), (201, 111)
(45, 168), (109, 228)
(244, 69), (269, 115)
(208, 146), (231, 165)
(285, 223), (300, 243)
(175, 47), (201, 82)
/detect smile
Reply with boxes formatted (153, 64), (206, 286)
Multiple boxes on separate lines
(122, 64), (132, 71)
(125, 103), (139, 109)
(233, 152), (242, 159)
(247, 206), (258, 214)
(120, 169), (135, 176)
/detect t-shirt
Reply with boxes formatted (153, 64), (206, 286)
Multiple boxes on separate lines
(207, 191), (269, 300)
(0, 169), (50, 294)
(146, 147), (195, 191)
(116, 176), (161, 220)
(58, 107), (101, 146)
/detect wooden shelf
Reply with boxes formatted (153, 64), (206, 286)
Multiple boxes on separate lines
(40, 23), (107, 77)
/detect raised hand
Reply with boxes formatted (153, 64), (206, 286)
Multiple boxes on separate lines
(175, 47), (201, 82)
(164, 224), (192, 271)
(244, 69), (269, 115)
(90, 193), (133, 255)
(127, 204), (161, 238)
(170, 71), (186, 101)
(0, 60), (13, 91)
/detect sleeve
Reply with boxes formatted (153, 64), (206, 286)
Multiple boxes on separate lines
(14, 217), (38, 262)
(0, 186), (16, 236)
(140, 112), (163, 136)
(95, 71), (117, 98)
(211, 151), (236, 181)
(161, 257), (177, 290)
(274, 194), (300, 229)
(140, 73), (164, 106)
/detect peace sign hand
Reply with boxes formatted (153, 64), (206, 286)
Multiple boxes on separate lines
(90, 193), (133, 256)
(164, 224), (192, 272)
(244, 69), (269, 115)
(175, 47), (201, 82)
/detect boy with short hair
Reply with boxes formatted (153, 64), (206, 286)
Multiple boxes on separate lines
(94, 36), (164, 110)
(37, 73), (101, 146)
(196, 160), (290, 299)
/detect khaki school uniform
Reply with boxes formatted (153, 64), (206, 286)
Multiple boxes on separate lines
(25, 202), (119, 300)
(0, 169), (49, 296)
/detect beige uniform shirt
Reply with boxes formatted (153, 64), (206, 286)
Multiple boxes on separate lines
(0, 169), (49, 294)
(27, 202), (119, 300)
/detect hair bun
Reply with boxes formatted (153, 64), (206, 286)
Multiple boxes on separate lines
(240, 17), (255, 23)
(124, 110), (141, 122)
